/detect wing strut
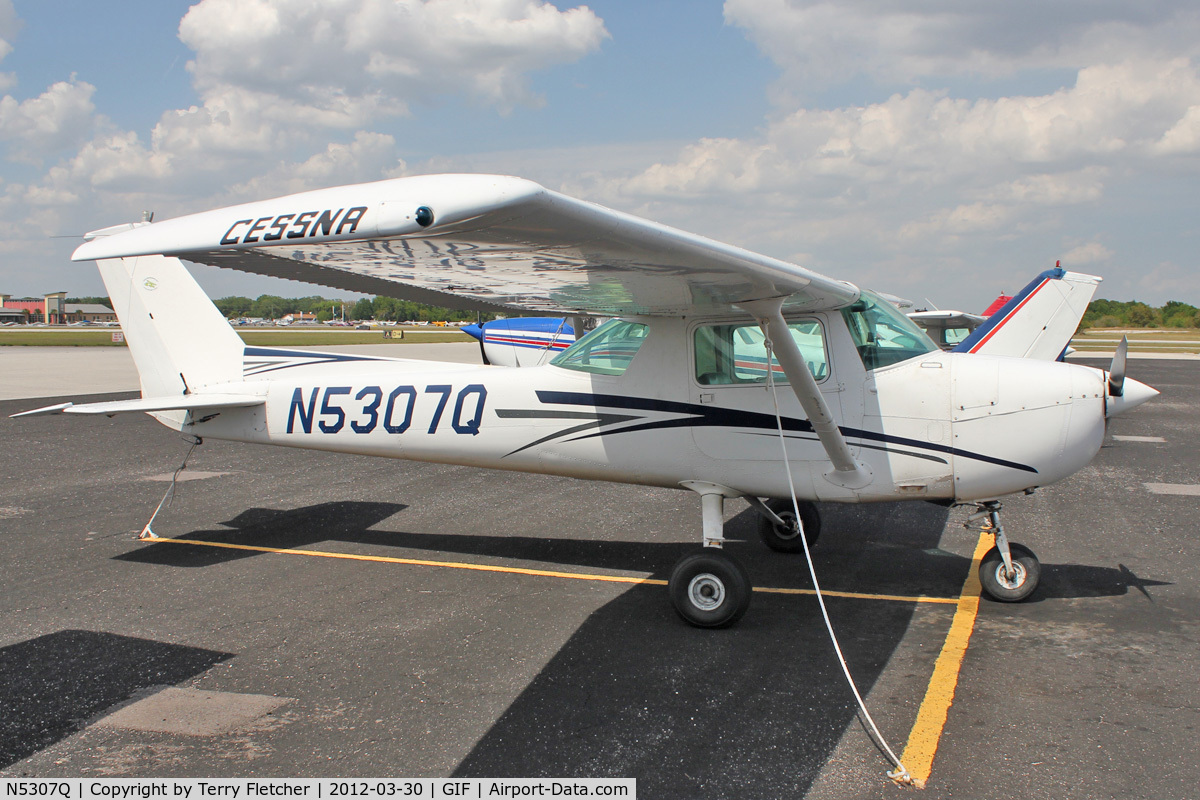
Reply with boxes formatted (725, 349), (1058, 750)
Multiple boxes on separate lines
(740, 297), (872, 489)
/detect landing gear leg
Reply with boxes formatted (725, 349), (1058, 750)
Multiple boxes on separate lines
(670, 483), (751, 627)
(747, 496), (821, 553)
(968, 502), (1041, 602)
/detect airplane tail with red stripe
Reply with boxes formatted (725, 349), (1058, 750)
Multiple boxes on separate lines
(953, 267), (1100, 360)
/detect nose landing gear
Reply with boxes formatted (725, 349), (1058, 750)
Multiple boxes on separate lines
(968, 501), (1041, 602)
(747, 496), (821, 553)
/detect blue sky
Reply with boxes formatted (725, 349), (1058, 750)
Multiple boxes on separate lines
(0, 0), (1198, 309)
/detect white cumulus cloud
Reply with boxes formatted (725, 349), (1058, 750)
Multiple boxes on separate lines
(618, 60), (1200, 198)
(585, 55), (1200, 303)
(6, 0), (609, 245)
(178, 0), (608, 122)
(225, 131), (404, 201)
(0, 79), (96, 163)
(0, 0), (18, 88)
(724, 0), (1200, 92)
(1061, 241), (1114, 265)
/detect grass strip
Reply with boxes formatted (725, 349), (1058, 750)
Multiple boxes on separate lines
(0, 328), (472, 347)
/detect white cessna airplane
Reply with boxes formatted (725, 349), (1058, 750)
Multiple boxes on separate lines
(16, 174), (1157, 627)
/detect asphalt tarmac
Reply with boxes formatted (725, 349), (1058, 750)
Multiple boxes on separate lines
(0, 352), (1196, 799)
(0, 343), (485, 401)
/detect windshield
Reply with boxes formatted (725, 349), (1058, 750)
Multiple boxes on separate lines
(550, 318), (649, 376)
(841, 291), (938, 370)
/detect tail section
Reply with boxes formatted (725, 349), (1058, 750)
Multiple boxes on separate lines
(463, 317), (576, 367)
(953, 268), (1100, 360)
(97, 254), (244, 397)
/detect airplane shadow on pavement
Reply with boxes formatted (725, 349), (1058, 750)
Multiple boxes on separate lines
(447, 502), (1169, 799)
(110, 499), (1168, 799)
(114, 499), (1170, 604)
(0, 630), (232, 770)
(114, 501), (409, 568)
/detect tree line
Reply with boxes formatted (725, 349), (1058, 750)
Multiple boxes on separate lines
(1080, 299), (1200, 329)
(212, 295), (492, 323)
(69, 293), (1200, 329)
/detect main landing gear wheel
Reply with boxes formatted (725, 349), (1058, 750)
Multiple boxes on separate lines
(979, 542), (1040, 602)
(757, 498), (821, 553)
(669, 549), (751, 628)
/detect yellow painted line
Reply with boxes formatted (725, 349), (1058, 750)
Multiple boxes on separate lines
(898, 531), (993, 789)
(753, 586), (958, 605)
(152, 536), (669, 586)
(146, 536), (959, 605)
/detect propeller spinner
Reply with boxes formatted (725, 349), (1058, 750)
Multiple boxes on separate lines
(1104, 336), (1159, 418)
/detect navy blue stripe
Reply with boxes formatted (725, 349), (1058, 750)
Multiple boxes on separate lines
(952, 266), (1066, 354)
(484, 337), (572, 351)
(535, 390), (1037, 474)
(242, 346), (389, 375)
(484, 317), (574, 335)
(243, 346), (384, 362)
(745, 432), (949, 465)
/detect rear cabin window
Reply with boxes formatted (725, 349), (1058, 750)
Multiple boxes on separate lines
(550, 318), (648, 376)
(693, 320), (828, 385)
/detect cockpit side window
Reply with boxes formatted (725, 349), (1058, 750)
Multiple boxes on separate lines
(694, 319), (828, 385)
(550, 318), (649, 376)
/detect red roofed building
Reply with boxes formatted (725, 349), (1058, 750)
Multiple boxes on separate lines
(0, 292), (115, 323)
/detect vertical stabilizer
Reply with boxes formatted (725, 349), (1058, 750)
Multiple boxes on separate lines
(97, 254), (243, 397)
(953, 269), (1101, 360)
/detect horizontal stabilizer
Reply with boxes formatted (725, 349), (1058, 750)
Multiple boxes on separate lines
(11, 394), (265, 418)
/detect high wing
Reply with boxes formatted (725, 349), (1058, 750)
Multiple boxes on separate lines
(72, 174), (859, 316)
(907, 309), (987, 328)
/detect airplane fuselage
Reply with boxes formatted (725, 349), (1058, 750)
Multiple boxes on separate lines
(178, 314), (1108, 504)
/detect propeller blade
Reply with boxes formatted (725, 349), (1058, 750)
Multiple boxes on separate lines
(1108, 336), (1127, 398)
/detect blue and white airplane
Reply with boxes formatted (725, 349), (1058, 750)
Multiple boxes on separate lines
(14, 174), (1156, 627)
(461, 316), (579, 367)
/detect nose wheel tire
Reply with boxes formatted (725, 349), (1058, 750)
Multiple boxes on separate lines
(979, 543), (1040, 602)
(757, 498), (821, 553)
(669, 550), (751, 628)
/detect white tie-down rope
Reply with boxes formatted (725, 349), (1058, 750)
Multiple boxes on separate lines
(760, 330), (912, 786)
(139, 434), (202, 540)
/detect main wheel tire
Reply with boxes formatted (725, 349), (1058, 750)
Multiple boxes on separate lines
(979, 543), (1040, 602)
(757, 498), (821, 553)
(669, 550), (752, 628)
